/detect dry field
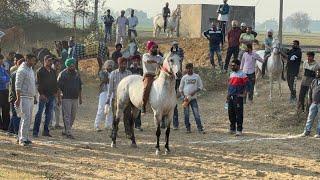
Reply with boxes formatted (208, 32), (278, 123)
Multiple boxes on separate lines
(1, 35), (320, 179)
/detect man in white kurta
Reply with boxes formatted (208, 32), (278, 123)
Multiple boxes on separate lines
(116, 10), (128, 45)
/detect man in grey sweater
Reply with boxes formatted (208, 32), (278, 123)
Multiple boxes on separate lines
(15, 54), (38, 146)
(301, 69), (320, 138)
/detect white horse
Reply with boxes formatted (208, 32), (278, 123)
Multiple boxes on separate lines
(255, 39), (284, 100)
(111, 52), (182, 155)
(153, 8), (180, 38)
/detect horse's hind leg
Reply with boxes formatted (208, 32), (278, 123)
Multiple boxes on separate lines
(155, 123), (161, 155)
(278, 77), (282, 97)
(129, 107), (140, 148)
(111, 117), (120, 148)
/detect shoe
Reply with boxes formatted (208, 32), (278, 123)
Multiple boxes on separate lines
(66, 134), (75, 139)
(186, 128), (191, 133)
(314, 134), (320, 138)
(135, 127), (143, 131)
(19, 141), (30, 146)
(229, 130), (236, 134)
(198, 129), (206, 134)
(95, 128), (102, 132)
(141, 106), (146, 114)
(62, 131), (67, 136)
(173, 127), (179, 130)
(54, 125), (63, 130)
(33, 134), (39, 138)
(42, 132), (52, 137)
(235, 131), (243, 136)
(25, 140), (32, 145)
(299, 131), (311, 137)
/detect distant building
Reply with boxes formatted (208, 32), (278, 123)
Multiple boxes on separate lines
(178, 4), (255, 38)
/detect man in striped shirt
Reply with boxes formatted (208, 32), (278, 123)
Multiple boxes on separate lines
(106, 57), (132, 134)
(227, 59), (249, 136)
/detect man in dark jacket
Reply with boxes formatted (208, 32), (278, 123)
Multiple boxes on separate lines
(284, 40), (302, 102)
(217, 0), (230, 43)
(224, 20), (241, 71)
(33, 55), (58, 137)
(103, 9), (115, 42)
(203, 23), (224, 71)
(111, 43), (123, 67)
(162, 2), (171, 32)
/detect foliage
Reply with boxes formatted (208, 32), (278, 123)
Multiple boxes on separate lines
(286, 12), (311, 33)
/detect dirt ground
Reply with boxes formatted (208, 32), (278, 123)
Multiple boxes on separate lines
(1, 36), (320, 179)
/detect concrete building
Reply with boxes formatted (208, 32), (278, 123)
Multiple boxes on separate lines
(178, 4), (255, 38)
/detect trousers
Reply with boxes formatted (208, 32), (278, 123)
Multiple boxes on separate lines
(18, 97), (34, 142)
(143, 74), (155, 108)
(94, 92), (113, 129)
(62, 99), (78, 135)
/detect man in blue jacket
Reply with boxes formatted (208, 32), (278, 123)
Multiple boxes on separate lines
(0, 54), (10, 131)
(203, 23), (224, 72)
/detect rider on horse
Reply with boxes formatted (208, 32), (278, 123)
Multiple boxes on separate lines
(262, 29), (274, 77)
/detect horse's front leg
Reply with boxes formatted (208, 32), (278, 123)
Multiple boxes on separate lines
(155, 123), (161, 155)
(165, 111), (173, 155)
(269, 78), (273, 101)
(111, 117), (120, 148)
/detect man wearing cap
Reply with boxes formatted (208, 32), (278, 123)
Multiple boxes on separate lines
(116, 10), (129, 45)
(162, 2), (171, 32)
(33, 55), (58, 138)
(240, 23), (258, 38)
(57, 58), (83, 139)
(224, 20), (242, 71)
(262, 29), (274, 77)
(128, 9), (139, 41)
(103, 9), (115, 42)
(141, 41), (163, 114)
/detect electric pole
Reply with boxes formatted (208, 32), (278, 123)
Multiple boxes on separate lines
(279, 0), (283, 44)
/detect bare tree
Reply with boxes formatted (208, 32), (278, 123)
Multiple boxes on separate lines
(286, 12), (311, 33)
(60, 0), (89, 34)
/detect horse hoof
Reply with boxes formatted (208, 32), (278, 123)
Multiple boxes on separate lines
(165, 149), (170, 155)
(111, 142), (116, 148)
(155, 149), (160, 156)
(131, 143), (137, 148)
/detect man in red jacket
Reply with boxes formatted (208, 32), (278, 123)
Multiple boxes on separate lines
(224, 20), (242, 72)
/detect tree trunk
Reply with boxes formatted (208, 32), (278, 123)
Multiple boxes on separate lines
(93, 0), (98, 30)
(73, 13), (77, 38)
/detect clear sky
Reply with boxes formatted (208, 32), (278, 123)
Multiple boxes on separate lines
(52, 0), (319, 22)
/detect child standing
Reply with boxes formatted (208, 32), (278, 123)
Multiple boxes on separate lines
(179, 63), (205, 134)
(94, 60), (114, 131)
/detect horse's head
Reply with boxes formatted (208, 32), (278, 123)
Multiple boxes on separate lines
(272, 39), (281, 55)
(162, 52), (182, 79)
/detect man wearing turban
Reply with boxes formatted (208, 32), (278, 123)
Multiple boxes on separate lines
(57, 58), (83, 139)
(141, 41), (163, 114)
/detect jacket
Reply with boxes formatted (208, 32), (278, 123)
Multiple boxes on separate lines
(15, 62), (36, 98)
